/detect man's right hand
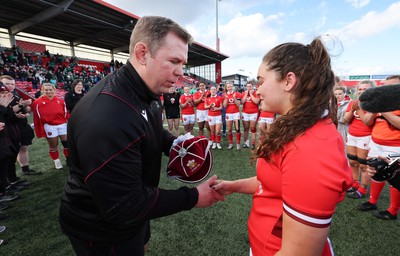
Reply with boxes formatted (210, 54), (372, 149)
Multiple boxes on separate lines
(195, 175), (225, 208)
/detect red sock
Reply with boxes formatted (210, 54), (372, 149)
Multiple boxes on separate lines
(48, 149), (59, 160)
(369, 180), (385, 205)
(388, 186), (400, 216)
(236, 132), (241, 144)
(216, 134), (221, 143)
(228, 133), (233, 144)
(210, 133), (215, 142)
(251, 132), (256, 145)
(352, 180), (360, 189)
(358, 186), (367, 195)
(63, 148), (69, 158)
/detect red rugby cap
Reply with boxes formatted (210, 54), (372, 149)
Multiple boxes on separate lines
(167, 136), (212, 183)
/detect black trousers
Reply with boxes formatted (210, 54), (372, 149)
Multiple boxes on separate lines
(0, 157), (10, 194)
(67, 222), (150, 256)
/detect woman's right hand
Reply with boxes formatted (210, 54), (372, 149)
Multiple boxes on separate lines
(211, 180), (236, 196)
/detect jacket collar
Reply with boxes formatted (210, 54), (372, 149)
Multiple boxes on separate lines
(121, 61), (158, 105)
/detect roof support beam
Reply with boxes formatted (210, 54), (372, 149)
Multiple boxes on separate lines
(72, 20), (134, 47)
(9, 0), (74, 35)
(112, 45), (129, 54)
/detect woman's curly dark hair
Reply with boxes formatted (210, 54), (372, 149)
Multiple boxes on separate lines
(253, 37), (337, 162)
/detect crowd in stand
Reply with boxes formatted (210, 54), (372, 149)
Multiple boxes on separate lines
(0, 45), (123, 94)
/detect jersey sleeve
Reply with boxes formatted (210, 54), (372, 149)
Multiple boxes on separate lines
(280, 146), (348, 228)
(179, 95), (185, 104)
(345, 101), (353, 112)
(236, 92), (242, 100)
(31, 99), (46, 138)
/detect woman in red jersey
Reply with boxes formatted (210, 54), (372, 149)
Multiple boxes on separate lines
(193, 82), (211, 137)
(179, 85), (195, 134)
(32, 83), (68, 170)
(213, 38), (352, 256)
(223, 82), (242, 150)
(205, 85), (223, 149)
(241, 83), (260, 149)
(257, 109), (275, 143)
(343, 80), (375, 199)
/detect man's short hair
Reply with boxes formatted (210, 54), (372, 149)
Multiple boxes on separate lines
(0, 75), (14, 81)
(129, 16), (193, 57)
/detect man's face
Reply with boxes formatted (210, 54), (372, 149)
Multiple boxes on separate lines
(143, 32), (188, 96)
(1, 78), (15, 91)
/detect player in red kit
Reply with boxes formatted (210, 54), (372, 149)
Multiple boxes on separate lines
(223, 82), (242, 150)
(258, 109), (275, 143)
(180, 85), (195, 134)
(213, 38), (352, 256)
(342, 80), (375, 199)
(241, 83), (260, 149)
(193, 82), (211, 138)
(205, 86), (223, 149)
(358, 75), (400, 220)
(32, 83), (68, 169)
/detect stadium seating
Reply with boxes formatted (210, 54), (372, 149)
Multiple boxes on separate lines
(15, 81), (66, 99)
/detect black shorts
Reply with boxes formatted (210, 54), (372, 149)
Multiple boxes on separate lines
(164, 105), (180, 119)
(19, 124), (35, 146)
(166, 114), (180, 119)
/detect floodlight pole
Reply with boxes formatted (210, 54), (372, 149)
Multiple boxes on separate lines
(216, 0), (220, 52)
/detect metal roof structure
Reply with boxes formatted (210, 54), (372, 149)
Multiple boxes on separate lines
(0, 0), (229, 67)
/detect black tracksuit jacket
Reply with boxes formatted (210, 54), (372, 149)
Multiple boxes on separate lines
(59, 61), (198, 243)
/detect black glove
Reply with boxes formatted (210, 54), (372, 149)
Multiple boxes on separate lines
(367, 157), (399, 182)
(388, 173), (400, 191)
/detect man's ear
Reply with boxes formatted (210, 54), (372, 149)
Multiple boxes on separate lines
(134, 42), (148, 65)
(284, 72), (297, 92)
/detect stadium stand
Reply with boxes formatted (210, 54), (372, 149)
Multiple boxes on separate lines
(0, 0), (229, 85)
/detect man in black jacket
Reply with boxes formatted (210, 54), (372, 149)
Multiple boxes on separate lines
(59, 16), (224, 255)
